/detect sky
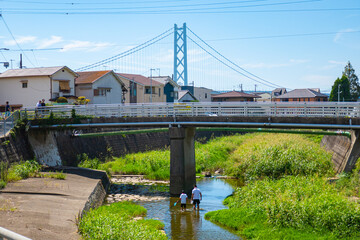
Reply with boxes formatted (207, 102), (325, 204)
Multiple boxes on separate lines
(0, 0), (359, 93)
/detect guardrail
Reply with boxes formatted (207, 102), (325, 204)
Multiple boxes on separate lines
(0, 111), (20, 137)
(17, 102), (360, 120)
(0, 227), (32, 240)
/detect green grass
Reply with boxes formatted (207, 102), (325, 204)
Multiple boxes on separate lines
(206, 176), (360, 239)
(224, 134), (334, 181)
(79, 201), (166, 240)
(0, 160), (67, 189)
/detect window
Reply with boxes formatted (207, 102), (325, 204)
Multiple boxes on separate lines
(205, 93), (208, 98)
(145, 87), (151, 94)
(20, 80), (28, 88)
(59, 81), (70, 93)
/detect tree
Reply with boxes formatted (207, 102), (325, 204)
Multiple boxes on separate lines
(343, 61), (360, 101)
(329, 75), (351, 102)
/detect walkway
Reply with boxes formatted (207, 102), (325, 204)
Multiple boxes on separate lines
(0, 168), (108, 240)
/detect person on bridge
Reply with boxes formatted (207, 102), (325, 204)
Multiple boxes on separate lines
(191, 185), (202, 210)
(5, 101), (11, 118)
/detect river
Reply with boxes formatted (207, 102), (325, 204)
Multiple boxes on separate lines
(137, 178), (240, 240)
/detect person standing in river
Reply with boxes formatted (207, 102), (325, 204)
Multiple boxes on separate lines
(191, 185), (202, 210)
(179, 190), (188, 211)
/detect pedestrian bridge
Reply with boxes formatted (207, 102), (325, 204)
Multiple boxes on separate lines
(15, 102), (360, 196)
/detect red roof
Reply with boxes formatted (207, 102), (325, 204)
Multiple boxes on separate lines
(212, 91), (260, 98)
(117, 73), (162, 86)
(76, 70), (112, 84)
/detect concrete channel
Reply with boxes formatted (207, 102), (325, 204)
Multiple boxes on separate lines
(0, 167), (109, 240)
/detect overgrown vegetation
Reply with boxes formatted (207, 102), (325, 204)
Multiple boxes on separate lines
(78, 201), (166, 240)
(0, 160), (66, 189)
(203, 134), (360, 239)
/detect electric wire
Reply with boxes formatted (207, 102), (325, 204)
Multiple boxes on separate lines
(0, 14), (36, 68)
(75, 28), (174, 71)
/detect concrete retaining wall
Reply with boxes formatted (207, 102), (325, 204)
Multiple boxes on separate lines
(28, 128), (237, 167)
(321, 135), (352, 172)
(0, 132), (34, 165)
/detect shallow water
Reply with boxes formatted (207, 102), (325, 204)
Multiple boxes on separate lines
(138, 178), (240, 240)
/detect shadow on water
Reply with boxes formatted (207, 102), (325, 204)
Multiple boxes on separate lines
(138, 178), (241, 240)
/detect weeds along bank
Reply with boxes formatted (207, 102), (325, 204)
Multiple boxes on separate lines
(79, 201), (166, 240)
(79, 133), (360, 239)
(204, 134), (360, 239)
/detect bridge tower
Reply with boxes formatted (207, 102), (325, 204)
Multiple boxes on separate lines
(173, 23), (188, 86)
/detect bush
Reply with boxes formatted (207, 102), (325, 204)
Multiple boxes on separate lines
(207, 176), (360, 239)
(7, 160), (41, 181)
(56, 97), (68, 103)
(225, 134), (333, 181)
(79, 201), (166, 240)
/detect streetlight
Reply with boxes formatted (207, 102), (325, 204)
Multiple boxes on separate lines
(150, 68), (155, 103)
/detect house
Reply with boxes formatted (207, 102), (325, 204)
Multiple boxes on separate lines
(272, 88), (328, 102)
(178, 90), (197, 102)
(181, 86), (213, 102)
(117, 73), (165, 103)
(253, 92), (272, 102)
(0, 66), (77, 108)
(211, 91), (260, 102)
(151, 76), (179, 102)
(75, 70), (127, 104)
(271, 88), (287, 99)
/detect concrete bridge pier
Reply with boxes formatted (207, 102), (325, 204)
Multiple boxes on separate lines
(169, 127), (196, 197)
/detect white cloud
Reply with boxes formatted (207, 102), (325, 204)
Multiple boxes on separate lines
(37, 36), (63, 49)
(334, 29), (355, 42)
(60, 40), (113, 52)
(4, 36), (37, 46)
(328, 60), (346, 65)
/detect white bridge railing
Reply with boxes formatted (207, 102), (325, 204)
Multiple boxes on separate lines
(17, 102), (360, 120)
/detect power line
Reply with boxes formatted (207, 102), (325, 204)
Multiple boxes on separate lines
(0, 14), (35, 68)
(76, 28), (173, 71)
(204, 30), (360, 42)
(2, 0), (321, 11)
(3, 7), (358, 15)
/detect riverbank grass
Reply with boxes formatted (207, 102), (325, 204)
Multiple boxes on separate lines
(79, 201), (166, 240)
(0, 160), (66, 189)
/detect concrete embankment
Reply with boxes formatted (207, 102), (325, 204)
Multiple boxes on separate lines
(0, 167), (109, 240)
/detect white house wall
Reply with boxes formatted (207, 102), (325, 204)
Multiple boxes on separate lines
(92, 73), (123, 104)
(0, 76), (51, 108)
(52, 69), (76, 96)
(76, 84), (93, 102)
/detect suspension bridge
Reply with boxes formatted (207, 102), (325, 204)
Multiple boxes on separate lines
(75, 23), (283, 92)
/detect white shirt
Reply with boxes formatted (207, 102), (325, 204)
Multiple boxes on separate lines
(192, 187), (201, 200)
(180, 193), (188, 204)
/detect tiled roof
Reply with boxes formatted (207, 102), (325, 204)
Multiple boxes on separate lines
(76, 70), (112, 84)
(0, 66), (77, 78)
(212, 91), (260, 98)
(275, 88), (328, 99)
(117, 73), (162, 86)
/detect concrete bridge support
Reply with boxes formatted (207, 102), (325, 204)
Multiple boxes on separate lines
(169, 127), (196, 196)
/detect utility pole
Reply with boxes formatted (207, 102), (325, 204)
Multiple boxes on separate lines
(255, 84), (257, 92)
(150, 68), (155, 103)
(338, 84), (341, 102)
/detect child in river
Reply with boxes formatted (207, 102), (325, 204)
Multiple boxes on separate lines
(179, 190), (188, 211)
